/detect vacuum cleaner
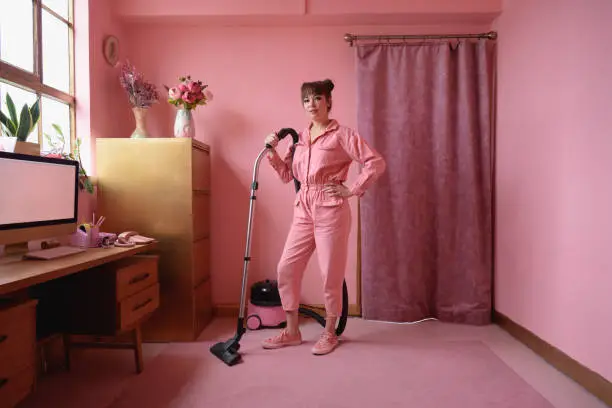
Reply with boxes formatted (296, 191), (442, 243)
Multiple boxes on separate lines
(246, 279), (287, 330)
(210, 128), (349, 366)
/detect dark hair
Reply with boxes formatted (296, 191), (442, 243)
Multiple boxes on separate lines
(301, 79), (335, 109)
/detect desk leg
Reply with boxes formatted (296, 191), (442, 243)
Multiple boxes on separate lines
(133, 326), (143, 374)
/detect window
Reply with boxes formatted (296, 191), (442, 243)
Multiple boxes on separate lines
(0, 0), (74, 155)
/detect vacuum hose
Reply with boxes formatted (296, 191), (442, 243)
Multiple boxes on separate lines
(269, 128), (301, 193)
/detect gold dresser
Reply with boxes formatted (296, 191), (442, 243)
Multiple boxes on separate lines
(96, 138), (212, 342)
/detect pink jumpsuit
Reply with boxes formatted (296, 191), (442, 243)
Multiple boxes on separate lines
(267, 119), (386, 318)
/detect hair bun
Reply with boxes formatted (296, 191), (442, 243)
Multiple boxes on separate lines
(323, 79), (335, 92)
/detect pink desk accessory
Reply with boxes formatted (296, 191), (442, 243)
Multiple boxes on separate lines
(70, 214), (116, 248)
(70, 229), (117, 248)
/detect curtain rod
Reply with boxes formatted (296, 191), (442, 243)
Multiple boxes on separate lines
(343, 31), (497, 46)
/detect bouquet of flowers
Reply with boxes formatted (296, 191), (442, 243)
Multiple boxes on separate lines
(165, 75), (213, 111)
(119, 61), (160, 108)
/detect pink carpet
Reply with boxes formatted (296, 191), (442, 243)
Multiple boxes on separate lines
(104, 320), (555, 408)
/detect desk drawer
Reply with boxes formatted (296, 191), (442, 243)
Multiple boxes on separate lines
(0, 366), (35, 408)
(119, 283), (160, 331)
(116, 256), (159, 301)
(0, 300), (36, 376)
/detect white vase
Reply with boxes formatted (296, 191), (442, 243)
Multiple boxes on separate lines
(174, 108), (195, 138)
(0, 137), (17, 152)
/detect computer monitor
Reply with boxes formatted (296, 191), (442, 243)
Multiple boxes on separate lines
(0, 151), (79, 252)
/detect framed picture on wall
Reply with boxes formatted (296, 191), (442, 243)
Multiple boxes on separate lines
(103, 35), (119, 67)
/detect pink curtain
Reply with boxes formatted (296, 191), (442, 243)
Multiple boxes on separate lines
(357, 39), (496, 325)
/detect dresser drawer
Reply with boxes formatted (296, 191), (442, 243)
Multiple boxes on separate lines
(0, 300), (36, 376)
(0, 366), (35, 408)
(192, 146), (210, 191)
(193, 238), (210, 287)
(116, 256), (159, 301)
(119, 283), (160, 331)
(193, 193), (210, 240)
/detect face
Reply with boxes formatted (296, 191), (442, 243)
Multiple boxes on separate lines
(303, 93), (330, 122)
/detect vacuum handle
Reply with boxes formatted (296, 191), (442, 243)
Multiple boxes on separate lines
(277, 128), (299, 144)
(265, 128), (299, 150)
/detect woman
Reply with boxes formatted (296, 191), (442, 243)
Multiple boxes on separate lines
(263, 79), (386, 355)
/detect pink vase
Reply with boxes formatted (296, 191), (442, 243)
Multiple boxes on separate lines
(131, 107), (150, 138)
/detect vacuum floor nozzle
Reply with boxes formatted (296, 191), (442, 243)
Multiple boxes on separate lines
(210, 337), (242, 366)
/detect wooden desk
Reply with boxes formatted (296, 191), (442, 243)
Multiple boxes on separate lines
(0, 244), (159, 408)
(0, 244), (157, 296)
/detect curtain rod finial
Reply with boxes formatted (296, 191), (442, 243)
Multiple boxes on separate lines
(344, 33), (355, 46)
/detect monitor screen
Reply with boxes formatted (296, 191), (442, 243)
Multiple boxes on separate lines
(0, 152), (79, 230)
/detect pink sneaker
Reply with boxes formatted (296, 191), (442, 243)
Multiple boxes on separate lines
(261, 329), (302, 349)
(312, 331), (339, 355)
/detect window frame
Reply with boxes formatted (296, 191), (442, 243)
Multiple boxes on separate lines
(0, 0), (75, 151)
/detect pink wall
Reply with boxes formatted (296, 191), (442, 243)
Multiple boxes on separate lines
(87, 1), (134, 142)
(494, 0), (612, 381)
(72, 0), (134, 230)
(74, 0), (133, 179)
(121, 22), (491, 309)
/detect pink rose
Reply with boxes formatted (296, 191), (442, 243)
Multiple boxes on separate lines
(168, 87), (181, 100)
(178, 84), (188, 93)
(182, 92), (196, 104)
(188, 81), (202, 94)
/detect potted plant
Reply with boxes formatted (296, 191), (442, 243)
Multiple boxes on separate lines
(43, 124), (94, 194)
(0, 92), (41, 155)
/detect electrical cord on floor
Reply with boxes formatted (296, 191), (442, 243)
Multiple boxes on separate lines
(367, 317), (438, 325)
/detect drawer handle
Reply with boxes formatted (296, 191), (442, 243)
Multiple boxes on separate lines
(129, 273), (150, 285)
(133, 298), (153, 312)
(0, 335), (7, 343)
(0, 378), (7, 389)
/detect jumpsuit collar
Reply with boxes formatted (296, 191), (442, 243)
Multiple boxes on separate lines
(306, 119), (339, 144)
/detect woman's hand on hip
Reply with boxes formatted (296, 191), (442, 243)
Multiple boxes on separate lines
(324, 184), (352, 198)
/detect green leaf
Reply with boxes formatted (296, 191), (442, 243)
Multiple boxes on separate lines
(0, 110), (16, 136)
(29, 99), (40, 131)
(6, 93), (17, 126)
(16, 105), (32, 142)
(52, 123), (64, 136)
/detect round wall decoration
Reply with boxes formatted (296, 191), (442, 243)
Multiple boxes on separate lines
(103, 35), (119, 67)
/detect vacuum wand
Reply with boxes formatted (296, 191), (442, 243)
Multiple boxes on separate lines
(209, 146), (269, 366)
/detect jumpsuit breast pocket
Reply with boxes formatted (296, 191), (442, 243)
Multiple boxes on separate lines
(313, 138), (346, 171)
(316, 138), (341, 153)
